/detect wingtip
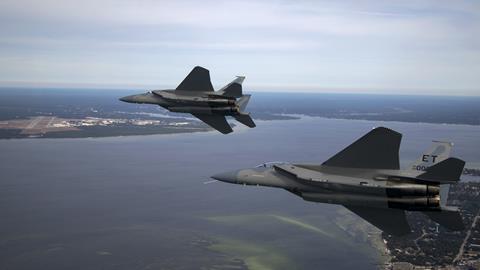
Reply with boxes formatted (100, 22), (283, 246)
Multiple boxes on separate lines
(192, 66), (209, 73)
(235, 76), (246, 85)
(220, 129), (234, 135)
(372, 126), (402, 137)
(432, 140), (454, 146)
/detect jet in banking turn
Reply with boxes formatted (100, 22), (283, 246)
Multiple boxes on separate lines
(120, 66), (255, 134)
(212, 127), (465, 235)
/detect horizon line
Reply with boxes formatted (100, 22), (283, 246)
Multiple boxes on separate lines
(0, 81), (478, 97)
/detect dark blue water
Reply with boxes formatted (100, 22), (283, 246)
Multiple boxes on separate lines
(1, 117), (479, 269)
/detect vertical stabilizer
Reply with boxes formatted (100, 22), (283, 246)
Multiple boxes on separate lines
(439, 184), (450, 208)
(409, 141), (453, 174)
(407, 141), (455, 208)
(417, 157), (465, 208)
(218, 76), (245, 98)
(234, 95), (255, 128)
(237, 95), (251, 112)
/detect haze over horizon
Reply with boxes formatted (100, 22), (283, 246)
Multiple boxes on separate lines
(0, 0), (479, 95)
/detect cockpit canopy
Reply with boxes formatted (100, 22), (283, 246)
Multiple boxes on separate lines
(255, 161), (288, 168)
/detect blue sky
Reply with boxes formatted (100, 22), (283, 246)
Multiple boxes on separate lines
(0, 0), (479, 95)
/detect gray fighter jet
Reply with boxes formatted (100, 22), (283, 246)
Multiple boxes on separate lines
(119, 66), (255, 134)
(212, 127), (465, 235)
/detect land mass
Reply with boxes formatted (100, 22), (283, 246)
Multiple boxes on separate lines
(384, 182), (480, 269)
(1, 88), (480, 139)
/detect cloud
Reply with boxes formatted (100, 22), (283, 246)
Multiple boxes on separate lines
(0, 0), (479, 94)
(2, 0), (479, 48)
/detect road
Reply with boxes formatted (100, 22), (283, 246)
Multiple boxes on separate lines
(454, 212), (480, 263)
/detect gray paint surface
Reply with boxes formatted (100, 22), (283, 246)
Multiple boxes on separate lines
(212, 127), (466, 235)
(119, 66), (255, 134)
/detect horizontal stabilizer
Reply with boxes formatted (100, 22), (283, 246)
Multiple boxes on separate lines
(192, 113), (233, 134)
(418, 157), (465, 183)
(345, 205), (411, 235)
(234, 114), (256, 128)
(176, 66), (214, 92)
(424, 209), (464, 231)
(323, 127), (401, 169)
(219, 76), (245, 98)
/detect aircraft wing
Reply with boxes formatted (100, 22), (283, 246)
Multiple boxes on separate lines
(344, 205), (411, 236)
(192, 114), (233, 134)
(322, 127), (401, 170)
(176, 66), (214, 92)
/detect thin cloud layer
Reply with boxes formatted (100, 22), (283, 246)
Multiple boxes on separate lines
(0, 0), (479, 95)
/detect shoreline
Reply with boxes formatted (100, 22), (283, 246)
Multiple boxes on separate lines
(1, 113), (480, 140)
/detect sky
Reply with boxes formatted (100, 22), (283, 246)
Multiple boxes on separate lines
(0, 0), (479, 95)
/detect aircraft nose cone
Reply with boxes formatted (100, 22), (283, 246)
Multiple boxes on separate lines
(119, 95), (136, 103)
(211, 170), (239, 183)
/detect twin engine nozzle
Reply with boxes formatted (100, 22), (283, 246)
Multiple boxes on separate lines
(300, 183), (441, 211)
(386, 183), (440, 197)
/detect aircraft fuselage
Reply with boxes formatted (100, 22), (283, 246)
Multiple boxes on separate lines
(120, 90), (241, 116)
(212, 163), (442, 211)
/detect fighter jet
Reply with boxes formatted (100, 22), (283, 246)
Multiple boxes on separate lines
(212, 127), (465, 235)
(119, 66), (255, 134)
